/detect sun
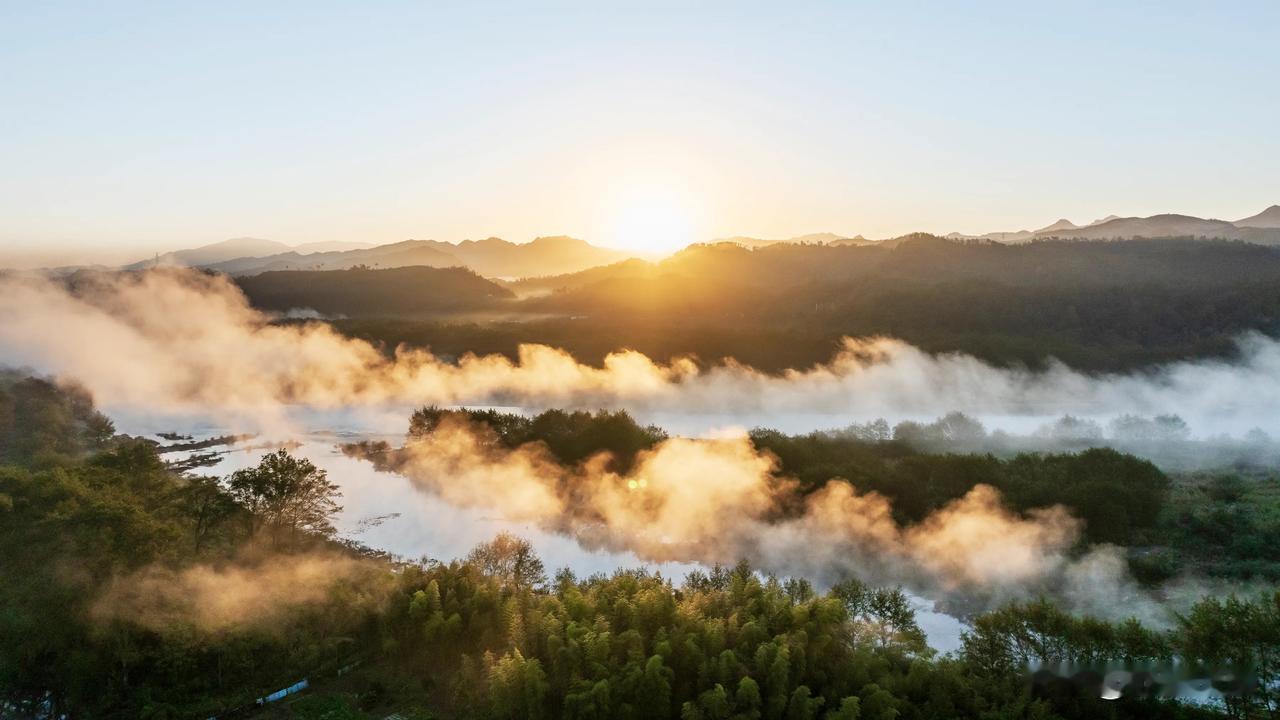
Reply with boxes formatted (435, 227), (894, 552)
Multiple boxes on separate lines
(603, 188), (698, 256)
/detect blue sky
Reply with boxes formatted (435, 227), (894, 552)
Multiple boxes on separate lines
(2, 1), (1278, 259)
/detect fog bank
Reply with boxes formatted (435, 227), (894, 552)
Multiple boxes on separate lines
(3, 269), (1280, 438)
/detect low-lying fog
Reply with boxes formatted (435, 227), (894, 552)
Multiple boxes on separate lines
(6, 267), (1279, 666)
(116, 402), (1267, 660)
(130, 415), (978, 651)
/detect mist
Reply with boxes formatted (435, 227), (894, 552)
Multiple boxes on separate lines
(344, 415), (1217, 624)
(1, 268), (1271, 623)
(3, 268), (1280, 441)
(91, 551), (389, 633)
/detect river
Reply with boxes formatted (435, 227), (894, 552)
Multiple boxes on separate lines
(116, 406), (971, 653)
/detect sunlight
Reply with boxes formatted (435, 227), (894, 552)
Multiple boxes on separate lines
(605, 188), (697, 255)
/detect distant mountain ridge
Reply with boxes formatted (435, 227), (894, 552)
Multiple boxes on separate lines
(713, 232), (871, 248)
(115, 204), (1280, 281)
(946, 215), (1113, 243)
(522, 234), (1280, 320)
(941, 205), (1280, 245)
(129, 235), (633, 279)
(1035, 210), (1280, 243)
(127, 237), (292, 268)
(1234, 205), (1280, 229)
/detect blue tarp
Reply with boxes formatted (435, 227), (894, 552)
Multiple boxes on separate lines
(256, 678), (308, 705)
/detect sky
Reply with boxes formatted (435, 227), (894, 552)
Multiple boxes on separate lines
(2, 1), (1279, 263)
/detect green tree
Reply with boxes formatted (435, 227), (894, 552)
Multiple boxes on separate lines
(735, 676), (763, 719)
(227, 449), (342, 545)
(467, 532), (548, 591)
(825, 697), (860, 720)
(486, 650), (549, 720)
(857, 684), (897, 720)
(785, 685), (824, 720)
(638, 654), (674, 720)
(176, 475), (238, 553)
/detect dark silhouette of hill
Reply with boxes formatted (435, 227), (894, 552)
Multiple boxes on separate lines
(435, 236), (1280, 370)
(533, 235), (1280, 308)
(236, 265), (514, 316)
(208, 234), (1280, 371)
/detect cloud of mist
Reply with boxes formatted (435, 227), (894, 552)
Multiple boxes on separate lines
(350, 417), (1261, 624)
(347, 416), (1087, 612)
(3, 268), (1280, 438)
(91, 552), (387, 633)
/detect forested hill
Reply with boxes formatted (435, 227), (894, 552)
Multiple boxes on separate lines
(496, 236), (1280, 370)
(236, 265), (515, 317)
(531, 235), (1280, 300)
(261, 237), (1280, 371)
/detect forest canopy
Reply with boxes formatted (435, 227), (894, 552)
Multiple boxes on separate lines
(1, 378), (1277, 719)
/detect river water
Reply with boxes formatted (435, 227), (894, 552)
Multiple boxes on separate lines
(115, 406), (971, 653)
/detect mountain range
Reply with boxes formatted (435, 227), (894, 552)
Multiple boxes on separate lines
(128, 235), (632, 279)
(713, 232), (874, 248)
(1034, 213), (1280, 243)
(946, 206), (1280, 244)
(232, 235), (1280, 374)
(109, 204), (1280, 281)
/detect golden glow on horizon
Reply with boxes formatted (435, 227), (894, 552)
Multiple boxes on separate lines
(603, 187), (699, 255)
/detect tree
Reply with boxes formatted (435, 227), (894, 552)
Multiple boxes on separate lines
(785, 685), (823, 720)
(857, 684), (898, 720)
(177, 475), (238, 553)
(227, 449), (342, 545)
(486, 650), (549, 720)
(467, 532), (547, 591)
(1174, 593), (1280, 719)
(735, 676), (763, 719)
(831, 581), (928, 655)
(698, 684), (731, 720)
(826, 697), (861, 720)
(638, 654), (673, 720)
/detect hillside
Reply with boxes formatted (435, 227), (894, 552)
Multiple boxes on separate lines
(124, 237), (291, 269)
(431, 236), (1280, 371)
(235, 265), (515, 317)
(243, 238), (1280, 371)
(940, 207), (1280, 245)
(1035, 213), (1280, 243)
(527, 235), (1280, 315)
(208, 240), (461, 275)
(432, 235), (632, 277)
(712, 232), (865, 248)
(203, 235), (632, 278)
(504, 257), (658, 296)
(1235, 204), (1280, 229)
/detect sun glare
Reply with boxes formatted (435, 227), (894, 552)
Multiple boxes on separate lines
(605, 189), (698, 256)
